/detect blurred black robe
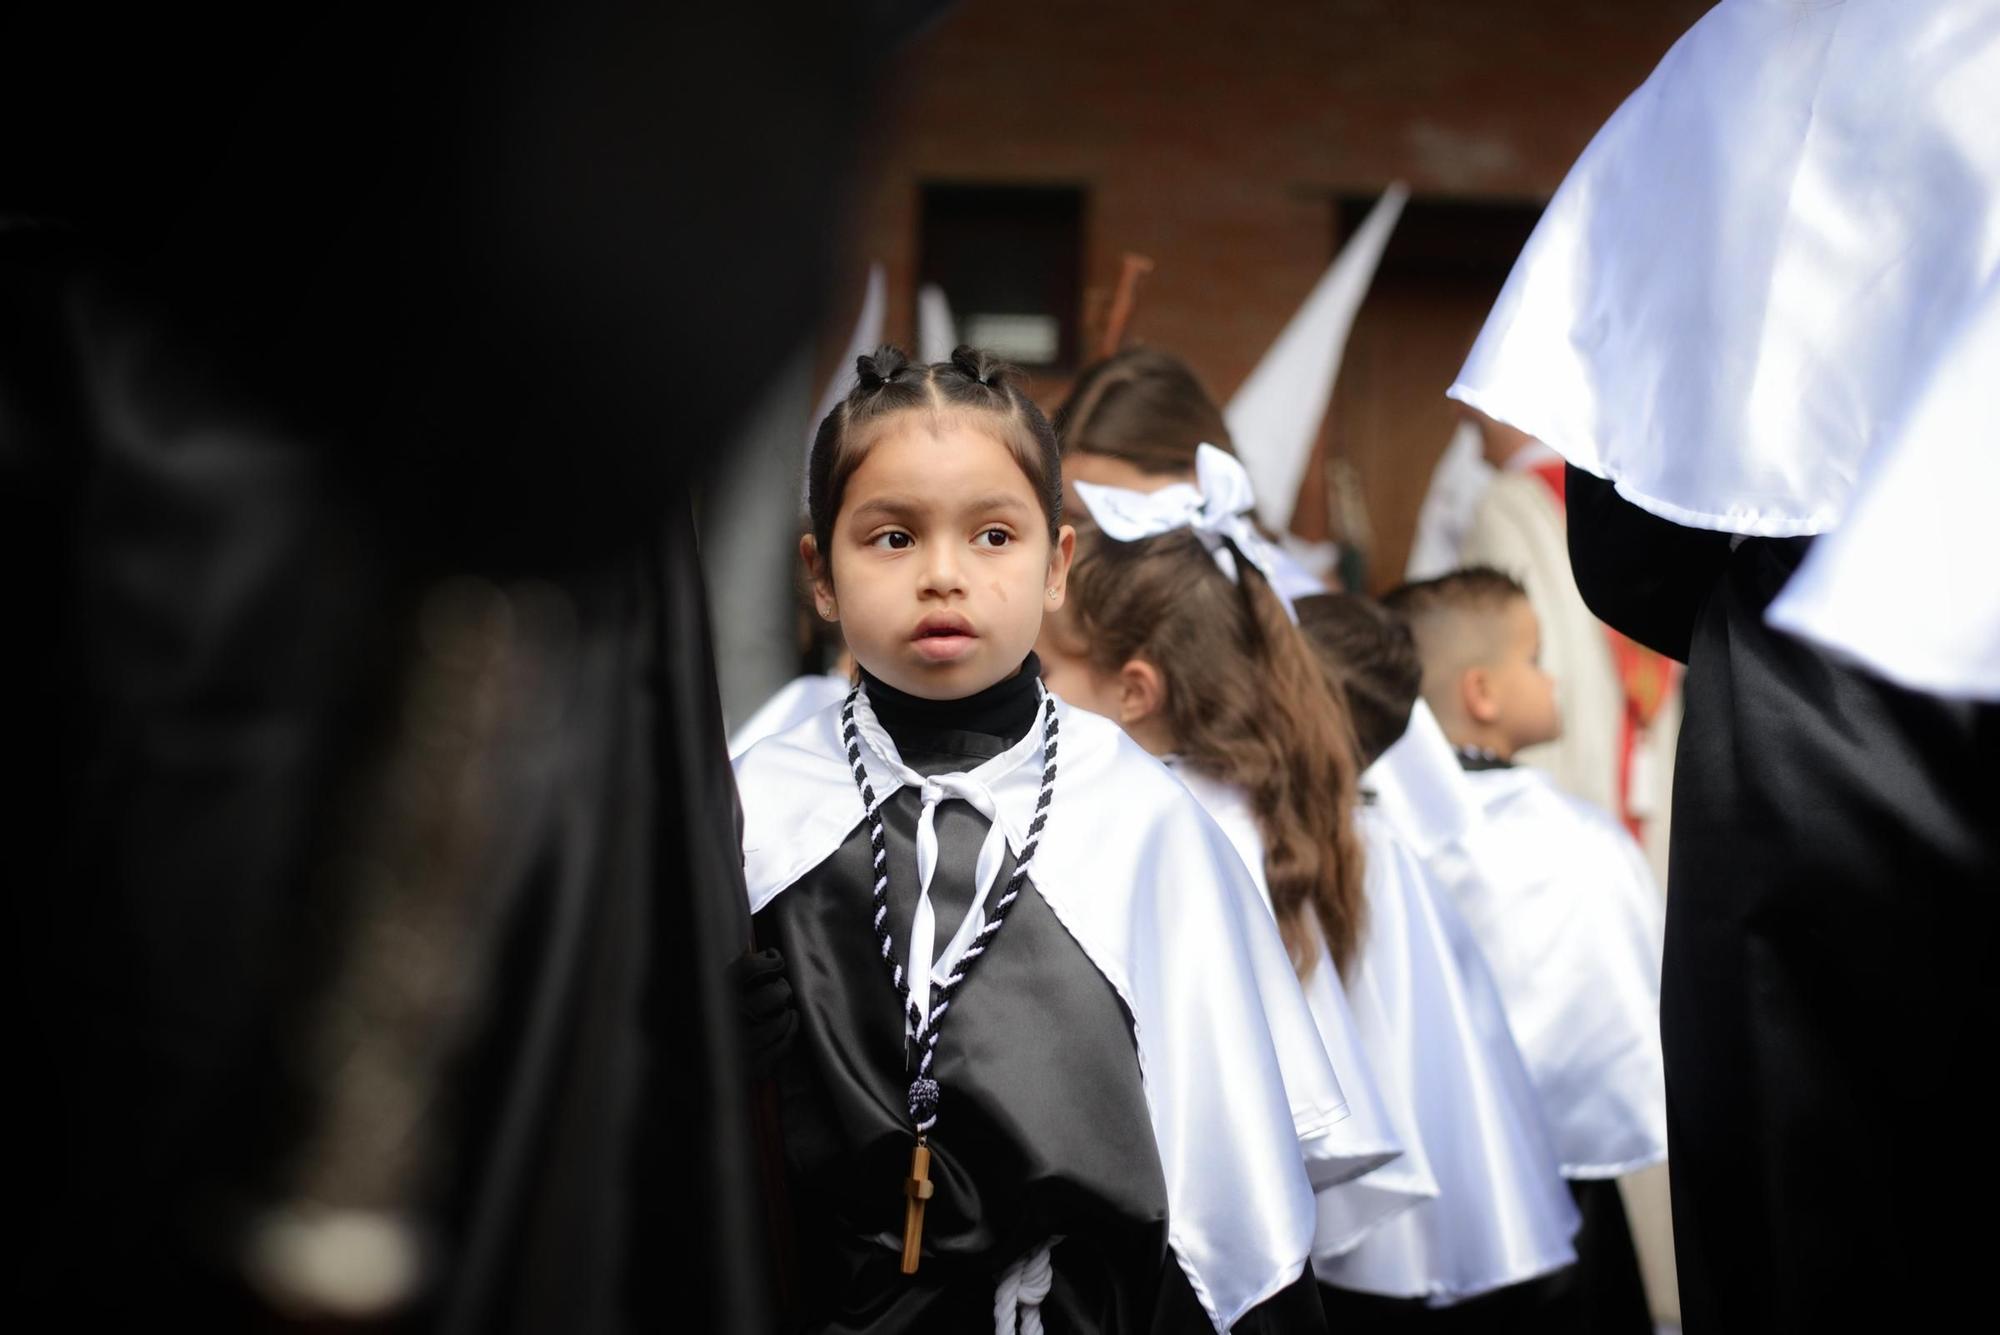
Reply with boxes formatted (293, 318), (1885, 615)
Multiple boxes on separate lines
(1565, 465), (2000, 1333)
(1, 4), (928, 1329)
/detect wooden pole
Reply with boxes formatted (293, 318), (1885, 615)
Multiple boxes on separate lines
(1098, 253), (1155, 358)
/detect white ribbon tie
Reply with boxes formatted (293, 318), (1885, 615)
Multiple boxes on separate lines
(1071, 443), (1299, 621)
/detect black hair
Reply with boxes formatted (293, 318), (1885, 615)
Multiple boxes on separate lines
(1296, 593), (1424, 769)
(805, 344), (1063, 563)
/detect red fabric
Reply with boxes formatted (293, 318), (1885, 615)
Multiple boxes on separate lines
(1527, 457), (1569, 505)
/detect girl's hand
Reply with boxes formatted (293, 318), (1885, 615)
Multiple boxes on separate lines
(730, 947), (799, 1077)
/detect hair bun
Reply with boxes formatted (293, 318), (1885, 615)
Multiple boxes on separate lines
(949, 344), (1011, 389)
(856, 345), (911, 392)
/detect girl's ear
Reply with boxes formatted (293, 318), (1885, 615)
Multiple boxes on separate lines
(801, 534), (839, 622)
(1461, 664), (1499, 724)
(1043, 524), (1077, 610)
(1117, 656), (1167, 728)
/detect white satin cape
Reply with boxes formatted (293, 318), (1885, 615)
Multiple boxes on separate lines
(1362, 703), (1482, 862)
(734, 693), (1345, 1330)
(1438, 768), (1668, 1178)
(727, 672), (852, 759)
(1168, 766), (1431, 1260)
(1766, 269), (2000, 700)
(1447, 0), (2000, 699)
(1449, 0), (2000, 537)
(1311, 798), (1579, 1301)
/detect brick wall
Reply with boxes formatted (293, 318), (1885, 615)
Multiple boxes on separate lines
(830, 0), (1711, 583)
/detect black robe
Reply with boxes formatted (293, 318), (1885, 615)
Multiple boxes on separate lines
(4, 6), (958, 1329)
(752, 671), (1325, 1334)
(1566, 465), (2000, 1332)
(2, 241), (773, 1331)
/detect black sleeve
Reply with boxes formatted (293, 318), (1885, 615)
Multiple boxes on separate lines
(1565, 463), (1737, 663)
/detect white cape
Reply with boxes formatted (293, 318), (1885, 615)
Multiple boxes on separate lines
(1766, 270), (2000, 700)
(734, 693), (1346, 1329)
(727, 672), (852, 759)
(1362, 703), (1483, 860)
(1433, 768), (1668, 1179)
(1169, 766), (1429, 1259)
(1314, 808), (1579, 1303)
(1449, 0), (2000, 539)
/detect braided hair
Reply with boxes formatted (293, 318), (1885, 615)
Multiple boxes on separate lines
(805, 344), (1063, 567)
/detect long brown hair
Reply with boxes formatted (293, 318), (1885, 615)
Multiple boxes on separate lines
(1053, 346), (1236, 476)
(1061, 510), (1368, 977)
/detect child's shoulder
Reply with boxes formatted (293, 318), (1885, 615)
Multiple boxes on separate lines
(1475, 765), (1655, 889)
(1048, 696), (1204, 812)
(1515, 766), (1639, 848)
(1038, 700), (1249, 884)
(731, 690), (849, 786)
(728, 673), (850, 759)
(732, 701), (861, 913)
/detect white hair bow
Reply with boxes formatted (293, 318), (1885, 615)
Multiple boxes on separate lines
(1071, 443), (1300, 622)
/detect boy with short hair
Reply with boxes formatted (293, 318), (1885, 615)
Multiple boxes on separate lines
(1386, 567), (1560, 769)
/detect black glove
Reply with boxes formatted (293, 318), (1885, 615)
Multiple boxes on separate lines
(730, 947), (799, 1077)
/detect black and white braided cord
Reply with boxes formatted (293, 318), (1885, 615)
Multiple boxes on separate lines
(838, 684), (1060, 1136)
(841, 693), (923, 1035)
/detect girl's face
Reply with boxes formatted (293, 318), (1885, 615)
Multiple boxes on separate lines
(808, 414), (1073, 700)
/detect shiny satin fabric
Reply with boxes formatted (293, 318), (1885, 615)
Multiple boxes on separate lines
(736, 695), (1333, 1329)
(1766, 268), (2000, 700)
(1073, 443), (1307, 622)
(730, 673), (853, 758)
(1363, 704), (1482, 861)
(1313, 812), (1579, 1304)
(1438, 770), (1668, 1179)
(1448, 0), (2000, 538)
(756, 724), (1188, 1332)
(1167, 766), (1428, 1258)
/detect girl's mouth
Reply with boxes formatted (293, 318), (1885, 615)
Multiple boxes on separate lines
(912, 615), (977, 662)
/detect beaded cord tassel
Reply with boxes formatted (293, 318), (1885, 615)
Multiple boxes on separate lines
(838, 686), (1060, 1275)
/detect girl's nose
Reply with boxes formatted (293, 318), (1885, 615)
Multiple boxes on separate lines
(917, 543), (967, 596)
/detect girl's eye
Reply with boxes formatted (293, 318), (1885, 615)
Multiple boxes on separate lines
(977, 528), (1012, 548)
(871, 531), (914, 551)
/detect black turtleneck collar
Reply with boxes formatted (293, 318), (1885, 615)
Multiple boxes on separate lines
(1455, 745), (1514, 772)
(861, 653), (1043, 749)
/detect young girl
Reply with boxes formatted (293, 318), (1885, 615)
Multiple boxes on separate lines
(732, 347), (1345, 1334)
(1035, 446), (1423, 1256)
(1041, 447), (1580, 1327)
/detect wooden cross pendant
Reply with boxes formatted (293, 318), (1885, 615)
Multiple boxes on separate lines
(900, 1139), (935, 1274)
